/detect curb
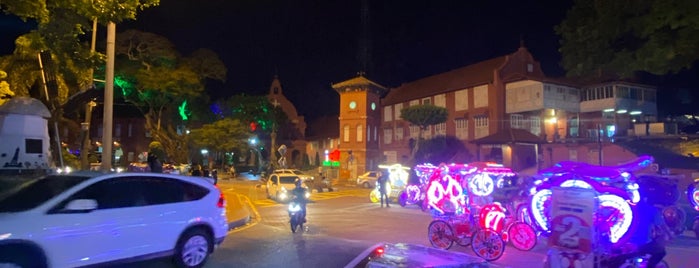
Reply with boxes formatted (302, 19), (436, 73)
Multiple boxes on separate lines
(228, 194), (261, 232)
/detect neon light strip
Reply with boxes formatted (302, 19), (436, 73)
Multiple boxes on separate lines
(531, 189), (552, 232)
(598, 194), (633, 244)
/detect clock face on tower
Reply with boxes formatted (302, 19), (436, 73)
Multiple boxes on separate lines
(349, 101), (357, 109)
(371, 102), (376, 110)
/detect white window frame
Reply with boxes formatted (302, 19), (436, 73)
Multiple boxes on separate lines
(455, 118), (468, 139)
(394, 103), (403, 121)
(475, 116), (489, 139)
(422, 97), (431, 105)
(395, 126), (404, 141)
(409, 125), (419, 138)
(435, 122), (446, 136)
(510, 114), (524, 129)
(530, 116), (541, 136)
(383, 106), (392, 122)
(383, 128), (392, 144)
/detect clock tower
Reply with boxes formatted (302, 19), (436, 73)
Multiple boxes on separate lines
(332, 74), (387, 179)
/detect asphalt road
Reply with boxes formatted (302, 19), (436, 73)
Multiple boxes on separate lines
(90, 172), (699, 267)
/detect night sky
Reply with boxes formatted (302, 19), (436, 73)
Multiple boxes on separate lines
(2, 0), (698, 120)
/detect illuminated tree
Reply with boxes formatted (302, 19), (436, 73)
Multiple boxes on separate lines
(214, 95), (289, 167)
(400, 104), (449, 164)
(113, 30), (226, 163)
(556, 0), (699, 78)
(0, 70), (13, 106)
(189, 118), (251, 167)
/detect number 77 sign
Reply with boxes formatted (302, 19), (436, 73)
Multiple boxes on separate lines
(548, 187), (596, 254)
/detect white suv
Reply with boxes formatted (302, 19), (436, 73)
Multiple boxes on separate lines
(266, 171), (310, 201)
(0, 171), (228, 268)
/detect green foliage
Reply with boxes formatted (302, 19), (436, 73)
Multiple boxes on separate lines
(400, 104), (449, 164)
(218, 95), (289, 132)
(400, 104), (449, 130)
(0, 70), (13, 105)
(556, 0), (699, 78)
(1, 0), (160, 24)
(62, 149), (80, 168)
(189, 118), (251, 155)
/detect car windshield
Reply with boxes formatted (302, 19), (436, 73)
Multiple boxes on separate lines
(0, 175), (91, 212)
(279, 176), (298, 184)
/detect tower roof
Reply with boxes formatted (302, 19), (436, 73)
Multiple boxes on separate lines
(331, 75), (388, 95)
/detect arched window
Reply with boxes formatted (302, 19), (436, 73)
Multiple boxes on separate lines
(343, 125), (350, 142)
(356, 124), (363, 142)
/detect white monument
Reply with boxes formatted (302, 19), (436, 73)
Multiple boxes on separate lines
(0, 97), (52, 173)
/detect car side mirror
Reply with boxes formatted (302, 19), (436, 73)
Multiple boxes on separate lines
(64, 199), (98, 211)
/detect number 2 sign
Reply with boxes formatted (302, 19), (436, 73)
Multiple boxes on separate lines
(548, 187), (596, 254)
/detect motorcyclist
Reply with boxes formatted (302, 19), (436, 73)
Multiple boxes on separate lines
(291, 178), (308, 223)
(606, 192), (672, 268)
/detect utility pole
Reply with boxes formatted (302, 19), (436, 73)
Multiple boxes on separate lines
(81, 18), (98, 170)
(101, 22), (115, 171)
(598, 124), (603, 165)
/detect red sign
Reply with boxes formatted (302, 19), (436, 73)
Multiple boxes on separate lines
(329, 149), (341, 161)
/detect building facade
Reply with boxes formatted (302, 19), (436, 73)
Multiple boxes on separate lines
(331, 76), (388, 178)
(333, 45), (660, 172)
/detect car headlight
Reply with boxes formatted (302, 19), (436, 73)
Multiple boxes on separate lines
(281, 187), (287, 192)
(305, 192), (311, 199)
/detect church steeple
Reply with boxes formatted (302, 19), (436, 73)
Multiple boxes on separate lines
(270, 75), (282, 95)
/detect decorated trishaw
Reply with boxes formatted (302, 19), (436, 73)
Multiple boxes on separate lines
(394, 163), (437, 208)
(424, 162), (537, 261)
(688, 179), (699, 239)
(532, 156), (672, 267)
(369, 164), (411, 203)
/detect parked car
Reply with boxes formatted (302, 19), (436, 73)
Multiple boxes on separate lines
(266, 172), (310, 201)
(0, 171), (228, 268)
(271, 169), (332, 192)
(356, 171), (381, 188)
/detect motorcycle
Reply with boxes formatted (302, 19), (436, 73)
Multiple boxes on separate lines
(288, 201), (305, 233)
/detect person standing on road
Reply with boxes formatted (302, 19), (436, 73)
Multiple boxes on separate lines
(378, 172), (390, 207)
(147, 152), (162, 173)
(191, 164), (203, 177)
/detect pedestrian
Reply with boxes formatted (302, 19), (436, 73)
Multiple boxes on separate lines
(378, 172), (390, 207)
(147, 152), (162, 173)
(191, 164), (203, 177)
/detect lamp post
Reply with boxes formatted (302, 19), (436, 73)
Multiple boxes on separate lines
(81, 100), (97, 170)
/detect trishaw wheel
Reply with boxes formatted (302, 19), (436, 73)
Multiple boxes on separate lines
(428, 220), (454, 250)
(369, 189), (380, 203)
(471, 229), (505, 261)
(507, 222), (537, 251)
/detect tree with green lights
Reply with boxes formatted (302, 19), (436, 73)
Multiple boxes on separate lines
(556, 0), (699, 79)
(189, 118), (251, 168)
(113, 29), (226, 164)
(0, 0), (160, 167)
(400, 104), (449, 164)
(215, 95), (289, 168)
